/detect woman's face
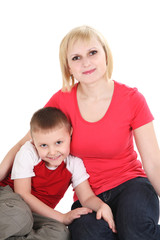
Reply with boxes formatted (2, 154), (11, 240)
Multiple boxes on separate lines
(67, 37), (107, 85)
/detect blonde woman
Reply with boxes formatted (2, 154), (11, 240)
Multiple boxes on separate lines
(1, 25), (160, 240)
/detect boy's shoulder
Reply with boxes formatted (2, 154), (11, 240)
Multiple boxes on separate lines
(18, 140), (41, 166)
(65, 154), (88, 174)
(65, 154), (83, 166)
(21, 140), (36, 151)
(65, 155), (89, 189)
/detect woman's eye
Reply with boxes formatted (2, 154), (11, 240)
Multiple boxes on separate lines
(89, 50), (97, 56)
(56, 141), (62, 145)
(72, 56), (80, 61)
(40, 144), (47, 148)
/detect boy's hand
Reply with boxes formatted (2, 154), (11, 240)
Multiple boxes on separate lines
(96, 204), (117, 233)
(63, 207), (92, 225)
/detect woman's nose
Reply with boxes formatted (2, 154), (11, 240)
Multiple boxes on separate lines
(82, 57), (90, 67)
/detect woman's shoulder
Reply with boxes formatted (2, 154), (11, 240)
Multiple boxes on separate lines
(57, 83), (77, 97)
(114, 80), (138, 94)
(114, 80), (143, 102)
(45, 84), (77, 108)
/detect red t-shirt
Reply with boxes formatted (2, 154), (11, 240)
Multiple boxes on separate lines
(0, 161), (72, 208)
(45, 80), (154, 196)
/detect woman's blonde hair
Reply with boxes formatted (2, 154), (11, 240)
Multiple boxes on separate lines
(59, 25), (113, 91)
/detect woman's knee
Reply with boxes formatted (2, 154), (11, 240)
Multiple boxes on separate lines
(116, 178), (160, 239)
(69, 212), (116, 240)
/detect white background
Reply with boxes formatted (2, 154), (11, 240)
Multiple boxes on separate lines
(0, 0), (160, 214)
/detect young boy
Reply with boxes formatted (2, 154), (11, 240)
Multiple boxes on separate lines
(0, 107), (116, 240)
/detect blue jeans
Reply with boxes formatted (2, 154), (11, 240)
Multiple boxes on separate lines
(69, 177), (160, 240)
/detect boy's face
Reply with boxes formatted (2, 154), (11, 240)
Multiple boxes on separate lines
(32, 126), (72, 168)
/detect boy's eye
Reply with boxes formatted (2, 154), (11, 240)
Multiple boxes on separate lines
(40, 144), (47, 148)
(56, 141), (62, 145)
(72, 56), (80, 61)
(89, 50), (97, 56)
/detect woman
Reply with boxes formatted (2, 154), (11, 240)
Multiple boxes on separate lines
(1, 25), (160, 240)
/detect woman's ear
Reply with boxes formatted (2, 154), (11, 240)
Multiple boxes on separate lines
(67, 62), (72, 75)
(69, 67), (72, 75)
(105, 54), (108, 66)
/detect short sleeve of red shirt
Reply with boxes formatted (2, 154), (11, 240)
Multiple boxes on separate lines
(44, 88), (75, 122)
(44, 90), (61, 109)
(129, 88), (154, 130)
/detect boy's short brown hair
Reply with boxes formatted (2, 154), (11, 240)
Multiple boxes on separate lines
(30, 107), (71, 135)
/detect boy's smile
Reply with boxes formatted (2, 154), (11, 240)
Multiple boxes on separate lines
(32, 125), (72, 168)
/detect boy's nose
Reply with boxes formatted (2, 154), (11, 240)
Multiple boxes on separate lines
(48, 147), (56, 155)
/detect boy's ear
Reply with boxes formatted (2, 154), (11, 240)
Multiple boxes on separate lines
(70, 127), (73, 136)
(30, 139), (35, 146)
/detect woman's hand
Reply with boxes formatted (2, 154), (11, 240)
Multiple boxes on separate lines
(62, 207), (92, 225)
(96, 203), (117, 233)
(75, 180), (117, 232)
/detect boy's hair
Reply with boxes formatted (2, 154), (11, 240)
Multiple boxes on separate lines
(30, 107), (71, 135)
(59, 25), (113, 92)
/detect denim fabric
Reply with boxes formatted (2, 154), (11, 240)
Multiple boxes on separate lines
(69, 177), (160, 240)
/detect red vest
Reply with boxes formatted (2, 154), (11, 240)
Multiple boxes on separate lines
(0, 161), (72, 208)
(0, 173), (13, 188)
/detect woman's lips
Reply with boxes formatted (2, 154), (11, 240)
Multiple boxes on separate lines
(82, 68), (96, 75)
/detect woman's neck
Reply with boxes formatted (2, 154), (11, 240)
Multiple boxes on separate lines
(77, 79), (114, 101)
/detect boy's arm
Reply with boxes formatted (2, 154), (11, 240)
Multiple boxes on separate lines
(14, 178), (92, 225)
(75, 180), (116, 233)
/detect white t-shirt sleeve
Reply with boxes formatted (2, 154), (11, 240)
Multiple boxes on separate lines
(66, 155), (89, 189)
(11, 141), (41, 179)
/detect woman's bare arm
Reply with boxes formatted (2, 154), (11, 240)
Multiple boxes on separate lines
(0, 131), (31, 181)
(134, 122), (160, 196)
